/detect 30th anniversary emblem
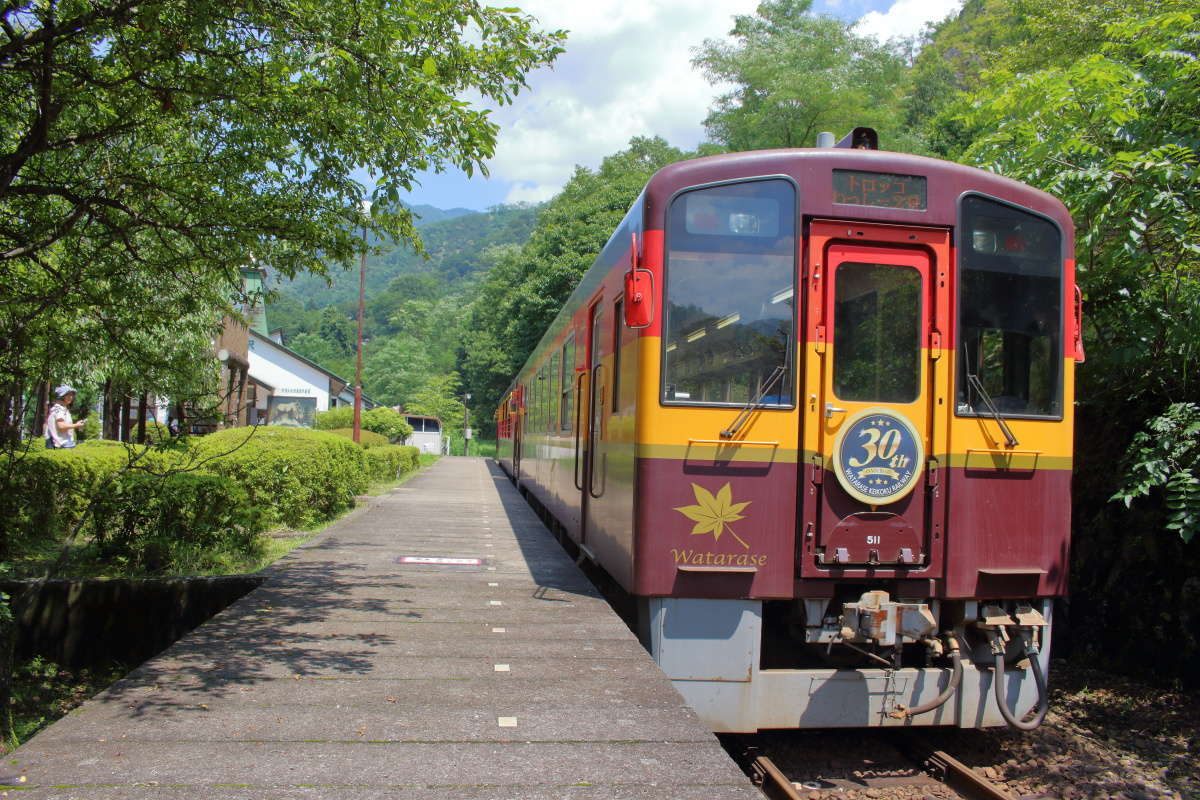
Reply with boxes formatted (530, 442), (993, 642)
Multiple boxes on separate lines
(832, 407), (924, 505)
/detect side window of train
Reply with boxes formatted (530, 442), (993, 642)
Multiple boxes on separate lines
(559, 335), (575, 432)
(661, 178), (797, 406)
(957, 195), (1063, 418)
(550, 352), (560, 433)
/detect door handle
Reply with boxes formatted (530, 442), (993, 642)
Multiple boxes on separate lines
(825, 404), (847, 419)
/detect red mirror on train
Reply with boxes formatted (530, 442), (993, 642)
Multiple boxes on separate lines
(624, 268), (654, 328)
(623, 231), (654, 328)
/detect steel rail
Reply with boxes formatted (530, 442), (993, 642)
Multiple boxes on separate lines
(900, 735), (1018, 800)
(748, 754), (804, 800)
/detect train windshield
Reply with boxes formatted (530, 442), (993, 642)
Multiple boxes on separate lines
(662, 179), (796, 406)
(957, 195), (1063, 418)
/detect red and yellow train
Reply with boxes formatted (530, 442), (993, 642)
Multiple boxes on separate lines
(496, 129), (1081, 731)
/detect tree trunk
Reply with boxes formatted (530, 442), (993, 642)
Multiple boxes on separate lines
(121, 396), (133, 443)
(101, 379), (113, 440)
(29, 381), (49, 440)
(136, 395), (148, 443)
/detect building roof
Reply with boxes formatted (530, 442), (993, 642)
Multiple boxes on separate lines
(248, 329), (377, 408)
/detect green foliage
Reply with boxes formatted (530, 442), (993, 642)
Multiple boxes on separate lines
(1113, 404), (1200, 543)
(9, 657), (127, 749)
(314, 407), (355, 431)
(76, 417), (101, 442)
(0, 0), (564, 445)
(960, 7), (1200, 415)
(362, 407), (413, 442)
(458, 137), (690, 421)
(328, 428), (390, 449)
(315, 406), (412, 441)
(405, 374), (467, 437)
(85, 472), (264, 573)
(277, 203), (540, 307)
(364, 445), (421, 481)
(693, 0), (921, 153)
(192, 428), (368, 529)
(0, 445), (170, 556)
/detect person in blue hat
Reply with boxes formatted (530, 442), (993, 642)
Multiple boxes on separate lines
(44, 385), (84, 448)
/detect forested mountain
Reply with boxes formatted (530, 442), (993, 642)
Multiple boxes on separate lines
(273, 203), (537, 309)
(263, 202), (540, 419)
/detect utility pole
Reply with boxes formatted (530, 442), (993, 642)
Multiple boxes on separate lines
(353, 199), (371, 444)
(463, 392), (471, 456)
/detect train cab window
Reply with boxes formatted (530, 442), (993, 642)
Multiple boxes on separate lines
(662, 179), (796, 406)
(957, 196), (1063, 418)
(833, 263), (921, 403)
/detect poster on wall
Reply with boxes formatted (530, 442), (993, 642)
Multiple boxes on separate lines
(268, 396), (317, 428)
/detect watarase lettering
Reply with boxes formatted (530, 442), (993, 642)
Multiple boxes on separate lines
(669, 549), (768, 567)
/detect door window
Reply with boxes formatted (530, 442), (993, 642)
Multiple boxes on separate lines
(833, 263), (921, 403)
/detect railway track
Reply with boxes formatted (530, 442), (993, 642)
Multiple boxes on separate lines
(725, 730), (1037, 800)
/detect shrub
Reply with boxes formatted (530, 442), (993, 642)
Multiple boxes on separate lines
(316, 406), (413, 442)
(362, 407), (413, 442)
(0, 444), (178, 556)
(76, 416), (101, 442)
(191, 427), (368, 528)
(364, 445), (420, 481)
(327, 428), (389, 448)
(314, 406), (354, 431)
(85, 471), (264, 573)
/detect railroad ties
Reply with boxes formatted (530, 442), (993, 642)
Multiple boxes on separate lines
(6, 457), (759, 799)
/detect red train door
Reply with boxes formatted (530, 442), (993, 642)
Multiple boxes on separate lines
(578, 301), (606, 545)
(800, 221), (949, 578)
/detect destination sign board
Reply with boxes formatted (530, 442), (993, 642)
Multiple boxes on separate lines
(833, 169), (927, 211)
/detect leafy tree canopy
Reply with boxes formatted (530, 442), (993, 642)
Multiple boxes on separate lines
(693, 0), (919, 153)
(0, 0), (563, 434)
(959, 5), (1200, 542)
(458, 137), (691, 423)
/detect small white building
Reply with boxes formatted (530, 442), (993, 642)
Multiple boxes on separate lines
(247, 329), (369, 426)
(403, 414), (443, 454)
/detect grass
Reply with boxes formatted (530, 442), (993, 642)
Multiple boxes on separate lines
(5, 657), (127, 752)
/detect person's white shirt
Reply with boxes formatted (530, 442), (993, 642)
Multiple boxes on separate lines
(45, 403), (76, 448)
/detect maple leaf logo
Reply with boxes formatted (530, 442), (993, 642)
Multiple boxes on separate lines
(674, 482), (751, 550)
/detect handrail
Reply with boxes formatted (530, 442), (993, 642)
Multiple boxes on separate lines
(688, 438), (780, 447)
(588, 363), (606, 499)
(573, 369), (587, 491)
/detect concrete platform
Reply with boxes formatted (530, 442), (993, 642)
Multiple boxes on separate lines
(6, 457), (759, 799)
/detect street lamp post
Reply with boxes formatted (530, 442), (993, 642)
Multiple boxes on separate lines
(353, 199), (372, 444)
(463, 392), (471, 456)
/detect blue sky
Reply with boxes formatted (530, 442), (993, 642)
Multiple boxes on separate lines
(393, 0), (962, 213)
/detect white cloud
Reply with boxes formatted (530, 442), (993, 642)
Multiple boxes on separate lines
(853, 0), (962, 43)
(448, 0), (965, 207)
(484, 0), (760, 204)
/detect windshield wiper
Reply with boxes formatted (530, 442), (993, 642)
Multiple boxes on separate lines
(962, 344), (1019, 448)
(720, 365), (786, 440)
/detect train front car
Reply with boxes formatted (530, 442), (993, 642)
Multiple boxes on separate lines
(632, 138), (1080, 731)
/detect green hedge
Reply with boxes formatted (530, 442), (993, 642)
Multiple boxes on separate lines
(85, 471), (263, 573)
(327, 428), (389, 448)
(192, 427), (368, 529)
(1, 426), (425, 571)
(315, 407), (412, 441)
(0, 444), (178, 553)
(364, 445), (420, 481)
